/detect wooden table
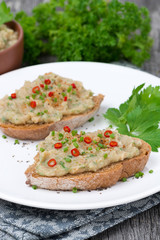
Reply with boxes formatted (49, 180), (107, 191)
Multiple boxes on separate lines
(6, 0), (160, 239)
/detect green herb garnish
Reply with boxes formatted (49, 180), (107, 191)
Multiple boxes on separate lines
(0, 1), (13, 25)
(104, 84), (160, 152)
(88, 117), (94, 122)
(40, 148), (45, 152)
(2, 135), (7, 139)
(72, 130), (77, 136)
(67, 86), (72, 93)
(51, 131), (55, 136)
(26, 96), (30, 99)
(88, 147), (92, 150)
(97, 133), (102, 138)
(32, 185), (37, 190)
(122, 177), (127, 182)
(149, 170), (153, 173)
(72, 187), (78, 193)
(63, 147), (68, 152)
(103, 153), (108, 159)
(73, 142), (79, 148)
(80, 136), (84, 142)
(64, 158), (71, 163)
(14, 139), (19, 145)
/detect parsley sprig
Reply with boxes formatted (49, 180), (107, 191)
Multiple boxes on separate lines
(0, 1), (13, 26)
(104, 84), (160, 152)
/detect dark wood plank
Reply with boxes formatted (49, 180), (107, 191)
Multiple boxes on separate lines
(4, 1), (160, 240)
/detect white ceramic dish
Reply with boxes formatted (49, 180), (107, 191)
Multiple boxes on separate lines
(0, 62), (159, 210)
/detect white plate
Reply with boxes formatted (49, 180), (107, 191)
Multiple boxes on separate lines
(0, 62), (160, 210)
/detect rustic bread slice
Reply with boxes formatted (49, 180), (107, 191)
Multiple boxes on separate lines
(25, 140), (151, 191)
(0, 94), (104, 140)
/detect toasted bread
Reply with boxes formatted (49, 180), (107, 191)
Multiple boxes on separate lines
(0, 94), (104, 140)
(25, 139), (151, 191)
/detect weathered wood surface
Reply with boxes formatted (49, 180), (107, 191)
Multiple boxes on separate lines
(5, 0), (160, 240)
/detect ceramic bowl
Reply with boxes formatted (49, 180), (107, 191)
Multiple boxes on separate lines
(0, 20), (24, 75)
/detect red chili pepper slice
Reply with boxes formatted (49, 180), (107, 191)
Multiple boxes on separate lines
(64, 96), (67, 101)
(11, 93), (16, 99)
(71, 83), (76, 89)
(104, 130), (113, 138)
(40, 84), (44, 88)
(47, 159), (57, 167)
(32, 86), (40, 93)
(109, 141), (118, 147)
(44, 79), (51, 85)
(30, 101), (36, 108)
(84, 136), (92, 144)
(63, 126), (71, 132)
(48, 91), (54, 97)
(54, 142), (62, 149)
(71, 148), (80, 157)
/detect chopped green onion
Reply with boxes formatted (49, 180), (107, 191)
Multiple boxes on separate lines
(65, 138), (69, 142)
(80, 136), (84, 142)
(26, 96), (30, 99)
(42, 93), (46, 97)
(32, 185), (37, 190)
(72, 130), (77, 136)
(67, 85), (72, 93)
(44, 85), (48, 90)
(2, 135), (7, 139)
(98, 143), (103, 148)
(59, 161), (65, 169)
(103, 153), (108, 159)
(44, 110), (48, 113)
(8, 96), (12, 100)
(110, 133), (115, 139)
(72, 90), (76, 95)
(59, 133), (64, 140)
(149, 170), (153, 173)
(88, 117), (94, 122)
(73, 142), (79, 148)
(64, 158), (71, 163)
(72, 187), (77, 193)
(72, 138), (77, 142)
(93, 140), (97, 144)
(88, 147), (92, 150)
(51, 131), (55, 136)
(40, 148), (45, 152)
(81, 131), (85, 135)
(122, 177), (127, 182)
(81, 151), (86, 155)
(58, 83), (61, 88)
(32, 94), (36, 99)
(39, 96), (44, 100)
(53, 97), (57, 102)
(96, 147), (100, 151)
(63, 147), (68, 152)
(61, 92), (66, 97)
(14, 139), (19, 145)
(97, 133), (102, 138)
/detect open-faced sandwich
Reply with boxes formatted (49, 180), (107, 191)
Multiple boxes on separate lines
(0, 72), (104, 140)
(25, 127), (151, 190)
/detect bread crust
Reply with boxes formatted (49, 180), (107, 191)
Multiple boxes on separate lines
(25, 140), (151, 191)
(0, 94), (104, 140)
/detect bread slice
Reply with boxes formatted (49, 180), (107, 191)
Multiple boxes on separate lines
(25, 139), (151, 191)
(0, 94), (104, 140)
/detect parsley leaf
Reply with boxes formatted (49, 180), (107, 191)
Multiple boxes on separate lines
(104, 84), (160, 152)
(0, 1), (13, 25)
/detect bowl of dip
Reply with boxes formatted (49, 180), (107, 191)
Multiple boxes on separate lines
(0, 20), (24, 75)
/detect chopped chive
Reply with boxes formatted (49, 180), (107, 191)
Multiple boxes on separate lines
(64, 158), (71, 163)
(98, 143), (103, 148)
(88, 117), (94, 122)
(81, 131), (85, 135)
(40, 148), (45, 152)
(44, 85), (48, 90)
(67, 85), (72, 93)
(61, 92), (66, 97)
(44, 110), (48, 113)
(134, 173), (140, 178)
(139, 172), (144, 177)
(103, 153), (108, 159)
(122, 177), (127, 182)
(134, 172), (144, 179)
(32, 94), (36, 99)
(72, 187), (77, 193)
(54, 97), (57, 102)
(109, 125), (113, 128)
(110, 133), (115, 139)
(14, 139), (19, 145)
(73, 142), (79, 148)
(32, 185), (37, 190)
(72, 138), (77, 142)
(65, 138), (69, 142)
(51, 131), (55, 136)
(60, 161), (65, 169)
(26, 96), (30, 99)
(59, 133), (64, 140)
(2, 135), (7, 139)
(93, 140), (97, 144)
(96, 147), (100, 151)
(37, 112), (41, 116)
(149, 170), (153, 173)
(63, 147), (68, 152)
(42, 93), (46, 97)
(80, 136), (84, 142)
(39, 96), (44, 100)
(72, 130), (77, 136)
(97, 133), (102, 138)
(88, 147), (92, 150)
(61, 140), (66, 144)
(8, 96), (12, 100)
